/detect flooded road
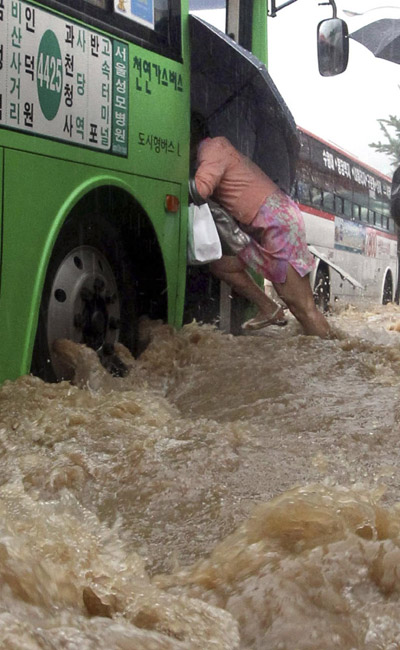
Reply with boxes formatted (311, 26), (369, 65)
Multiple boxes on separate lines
(2, 303), (400, 649)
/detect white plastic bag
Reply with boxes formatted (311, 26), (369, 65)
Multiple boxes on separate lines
(187, 203), (222, 265)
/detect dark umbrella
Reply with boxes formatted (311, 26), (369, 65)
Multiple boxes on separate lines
(391, 164), (400, 225)
(350, 18), (400, 64)
(189, 15), (300, 194)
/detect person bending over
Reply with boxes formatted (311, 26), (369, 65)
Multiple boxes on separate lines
(194, 135), (330, 337)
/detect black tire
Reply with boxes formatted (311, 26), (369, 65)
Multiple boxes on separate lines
(382, 272), (393, 305)
(31, 214), (138, 382)
(313, 266), (330, 313)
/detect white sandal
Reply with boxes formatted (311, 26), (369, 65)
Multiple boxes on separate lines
(242, 306), (287, 331)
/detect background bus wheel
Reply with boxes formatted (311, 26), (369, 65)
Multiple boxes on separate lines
(31, 216), (137, 382)
(313, 266), (330, 313)
(382, 272), (393, 304)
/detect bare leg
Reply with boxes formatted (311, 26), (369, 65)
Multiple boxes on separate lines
(210, 255), (285, 322)
(273, 265), (330, 337)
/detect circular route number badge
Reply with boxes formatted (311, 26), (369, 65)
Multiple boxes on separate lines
(36, 29), (63, 121)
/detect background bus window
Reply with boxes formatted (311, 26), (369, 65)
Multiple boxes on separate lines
(311, 187), (322, 206)
(371, 211), (379, 226)
(360, 206), (369, 222)
(322, 190), (334, 212)
(296, 180), (311, 204)
(334, 195), (343, 215)
(353, 204), (360, 220)
(344, 199), (352, 219)
(299, 131), (311, 161)
(382, 201), (390, 223)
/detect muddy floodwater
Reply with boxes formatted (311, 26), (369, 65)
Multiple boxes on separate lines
(3, 304), (400, 649)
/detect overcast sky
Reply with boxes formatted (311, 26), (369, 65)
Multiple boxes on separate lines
(191, 1), (400, 178)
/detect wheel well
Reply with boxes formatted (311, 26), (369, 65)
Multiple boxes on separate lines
(315, 261), (329, 278)
(68, 186), (168, 321)
(314, 262), (330, 291)
(382, 269), (393, 304)
(313, 262), (330, 311)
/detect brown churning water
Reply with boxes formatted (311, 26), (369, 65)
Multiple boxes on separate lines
(1, 304), (400, 648)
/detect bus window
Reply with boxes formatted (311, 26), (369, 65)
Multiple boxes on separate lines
(114, 0), (178, 42)
(371, 211), (378, 226)
(189, 0), (226, 31)
(360, 206), (369, 222)
(334, 195), (343, 215)
(57, 0), (109, 9)
(190, 1), (256, 51)
(59, 0), (182, 59)
(85, 0), (108, 7)
(343, 199), (352, 218)
(382, 203), (390, 224)
(353, 204), (360, 220)
(323, 191), (334, 212)
(299, 131), (311, 161)
(296, 181), (311, 204)
(62, 0), (110, 7)
(311, 187), (322, 206)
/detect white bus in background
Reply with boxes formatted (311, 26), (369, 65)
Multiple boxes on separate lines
(293, 128), (397, 310)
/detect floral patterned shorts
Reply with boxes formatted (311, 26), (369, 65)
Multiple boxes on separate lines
(238, 189), (315, 284)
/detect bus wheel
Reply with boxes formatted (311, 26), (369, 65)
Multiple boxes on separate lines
(313, 266), (330, 313)
(31, 216), (137, 382)
(382, 272), (393, 304)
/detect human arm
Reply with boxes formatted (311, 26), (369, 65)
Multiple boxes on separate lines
(194, 138), (229, 200)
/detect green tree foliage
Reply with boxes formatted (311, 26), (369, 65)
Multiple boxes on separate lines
(369, 110), (400, 168)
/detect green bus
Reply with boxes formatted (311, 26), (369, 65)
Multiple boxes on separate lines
(0, 0), (345, 383)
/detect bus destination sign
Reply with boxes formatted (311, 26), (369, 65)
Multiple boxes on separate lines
(0, 0), (129, 156)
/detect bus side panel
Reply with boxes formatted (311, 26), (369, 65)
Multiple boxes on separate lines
(0, 149), (183, 382)
(304, 207), (365, 301)
(303, 210), (334, 250)
(0, 148), (2, 293)
(303, 208), (398, 303)
(303, 209), (352, 300)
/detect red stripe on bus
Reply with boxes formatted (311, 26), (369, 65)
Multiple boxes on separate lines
(373, 229), (397, 241)
(298, 203), (335, 221)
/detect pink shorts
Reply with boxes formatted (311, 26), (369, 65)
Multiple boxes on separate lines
(238, 189), (315, 284)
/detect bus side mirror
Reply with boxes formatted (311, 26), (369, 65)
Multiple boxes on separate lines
(317, 18), (349, 76)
